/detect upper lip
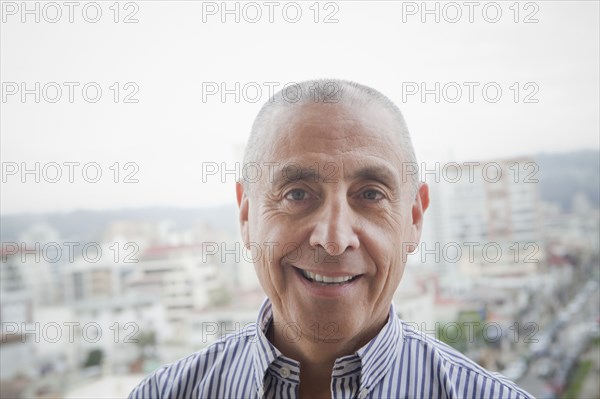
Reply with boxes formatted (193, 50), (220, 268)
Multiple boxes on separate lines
(291, 265), (362, 278)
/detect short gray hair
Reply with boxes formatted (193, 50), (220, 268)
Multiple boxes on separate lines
(242, 79), (419, 196)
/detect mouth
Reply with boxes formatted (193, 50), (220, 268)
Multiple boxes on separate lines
(293, 266), (361, 286)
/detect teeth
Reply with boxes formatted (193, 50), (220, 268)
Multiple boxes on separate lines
(323, 275), (352, 283)
(301, 270), (355, 284)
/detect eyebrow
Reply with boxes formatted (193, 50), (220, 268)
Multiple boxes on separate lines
(350, 165), (398, 188)
(271, 166), (319, 189)
(270, 164), (398, 189)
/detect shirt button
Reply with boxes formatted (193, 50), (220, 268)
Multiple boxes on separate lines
(279, 367), (291, 378)
(257, 386), (264, 397)
(358, 388), (368, 399)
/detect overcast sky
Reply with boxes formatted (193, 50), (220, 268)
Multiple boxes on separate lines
(1, 1), (599, 214)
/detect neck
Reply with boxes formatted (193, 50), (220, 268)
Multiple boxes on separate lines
(267, 309), (390, 398)
(269, 323), (337, 398)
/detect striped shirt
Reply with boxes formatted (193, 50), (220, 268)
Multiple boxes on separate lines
(128, 298), (533, 398)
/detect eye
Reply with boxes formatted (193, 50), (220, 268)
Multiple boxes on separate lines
(284, 188), (309, 201)
(361, 189), (384, 201)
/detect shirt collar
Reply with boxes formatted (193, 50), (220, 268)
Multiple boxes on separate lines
(251, 298), (403, 392)
(355, 301), (403, 390)
(252, 299), (301, 391)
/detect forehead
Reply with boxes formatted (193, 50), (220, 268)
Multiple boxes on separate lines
(264, 102), (404, 167)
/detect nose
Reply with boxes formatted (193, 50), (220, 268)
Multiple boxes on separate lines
(309, 195), (360, 256)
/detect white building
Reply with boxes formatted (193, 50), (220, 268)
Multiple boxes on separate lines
(421, 158), (544, 277)
(125, 244), (226, 342)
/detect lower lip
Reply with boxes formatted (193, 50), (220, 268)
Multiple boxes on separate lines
(292, 266), (362, 298)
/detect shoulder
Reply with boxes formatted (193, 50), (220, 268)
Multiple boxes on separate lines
(399, 322), (534, 399)
(128, 323), (257, 399)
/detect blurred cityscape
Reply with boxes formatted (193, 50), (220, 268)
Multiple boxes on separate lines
(1, 150), (599, 399)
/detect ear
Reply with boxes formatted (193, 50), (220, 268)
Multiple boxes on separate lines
(409, 182), (429, 251)
(236, 181), (250, 248)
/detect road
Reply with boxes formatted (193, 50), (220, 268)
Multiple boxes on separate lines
(518, 280), (599, 398)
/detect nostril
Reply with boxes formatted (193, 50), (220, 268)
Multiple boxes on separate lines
(323, 242), (341, 256)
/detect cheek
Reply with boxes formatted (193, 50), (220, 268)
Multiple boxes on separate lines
(249, 227), (295, 289)
(363, 215), (412, 289)
(253, 215), (303, 261)
(252, 251), (282, 299)
(375, 255), (404, 286)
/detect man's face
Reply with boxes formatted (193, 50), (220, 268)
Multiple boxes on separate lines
(237, 102), (429, 346)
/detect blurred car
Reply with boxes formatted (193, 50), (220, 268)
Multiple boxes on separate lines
(534, 358), (555, 379)
(556, 312), (569, 327)
(583, 280), (598, 294)
(588, 321), (600, 340)
(501, 359), (528, 382)
(530, 333), (551, 357)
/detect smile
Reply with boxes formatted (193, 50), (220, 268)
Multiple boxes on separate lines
(295, 267), (361, 286)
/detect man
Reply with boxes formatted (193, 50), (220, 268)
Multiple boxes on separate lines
(129, 79), (533, 398)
